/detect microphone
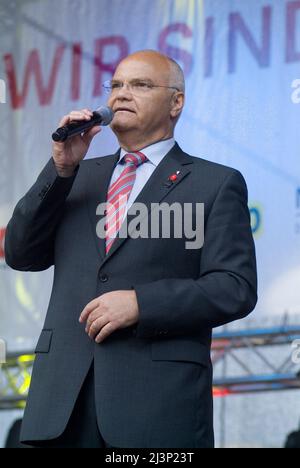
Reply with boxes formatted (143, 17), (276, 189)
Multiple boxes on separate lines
(52, 106), (114, 142)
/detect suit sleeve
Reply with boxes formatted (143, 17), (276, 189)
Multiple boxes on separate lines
(134, 170), (258, 338)
(4, 158), (78, 272)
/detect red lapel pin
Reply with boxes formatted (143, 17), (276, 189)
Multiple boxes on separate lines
(168, 171), (181, 182)
(164, 171), (181, 187)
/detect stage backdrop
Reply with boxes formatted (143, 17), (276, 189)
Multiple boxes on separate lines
(0, 0), (300, 351)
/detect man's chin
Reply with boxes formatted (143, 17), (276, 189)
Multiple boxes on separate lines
(110, 120), (137, 134)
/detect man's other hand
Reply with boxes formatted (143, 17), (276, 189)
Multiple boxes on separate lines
(79, 290), (139, 343)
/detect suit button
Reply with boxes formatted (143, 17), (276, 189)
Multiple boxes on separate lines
(99, 273), (108, 283)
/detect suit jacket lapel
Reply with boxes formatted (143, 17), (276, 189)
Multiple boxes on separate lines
(85, 150), (120, 262)
(94, 143), (194, 268)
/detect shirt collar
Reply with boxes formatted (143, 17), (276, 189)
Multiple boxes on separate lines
(119, 138), (175, 167)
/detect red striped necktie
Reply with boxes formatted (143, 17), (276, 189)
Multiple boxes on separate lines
(105, 151), (148, 254)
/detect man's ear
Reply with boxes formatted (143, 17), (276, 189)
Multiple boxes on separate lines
(170, 92), (185, 119)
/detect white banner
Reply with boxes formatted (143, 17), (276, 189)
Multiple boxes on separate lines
(0, 0), (300, 350)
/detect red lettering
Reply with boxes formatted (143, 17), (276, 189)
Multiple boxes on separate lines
(228, 7), (272, 73)
(93, 36), (129, 97)
(4, 45), (65, 109)
(286, 1), (300, 62)
(71, 43), (82, 101)
(158, 23), (193, 76)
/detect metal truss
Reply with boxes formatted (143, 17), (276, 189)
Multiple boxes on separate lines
(0, 325), (300, 410)
(212, 325), (300, 395)
(0, 351), (34, 410)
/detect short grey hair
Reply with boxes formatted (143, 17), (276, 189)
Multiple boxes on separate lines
(167, 57), (185, 93)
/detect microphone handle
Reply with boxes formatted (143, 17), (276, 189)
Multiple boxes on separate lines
(52, 111), (103, 142)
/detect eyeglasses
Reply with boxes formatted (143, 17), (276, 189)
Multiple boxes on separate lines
(102, 79), (180, 96)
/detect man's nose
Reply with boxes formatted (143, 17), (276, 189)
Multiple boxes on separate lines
(108, 84), (133, 107)
(115, 83), (133, 99)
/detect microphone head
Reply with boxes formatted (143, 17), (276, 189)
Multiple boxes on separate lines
(96, 106), (114, 125)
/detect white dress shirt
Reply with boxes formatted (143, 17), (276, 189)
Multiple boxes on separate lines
(109, 138), (175, 221)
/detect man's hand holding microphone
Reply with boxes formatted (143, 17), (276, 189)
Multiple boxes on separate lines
(52, 106), (113, 177)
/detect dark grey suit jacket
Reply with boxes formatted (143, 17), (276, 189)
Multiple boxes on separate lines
(5, 143), (257, 448)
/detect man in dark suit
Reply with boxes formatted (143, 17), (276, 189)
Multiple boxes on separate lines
(5, 50), (257, 448)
